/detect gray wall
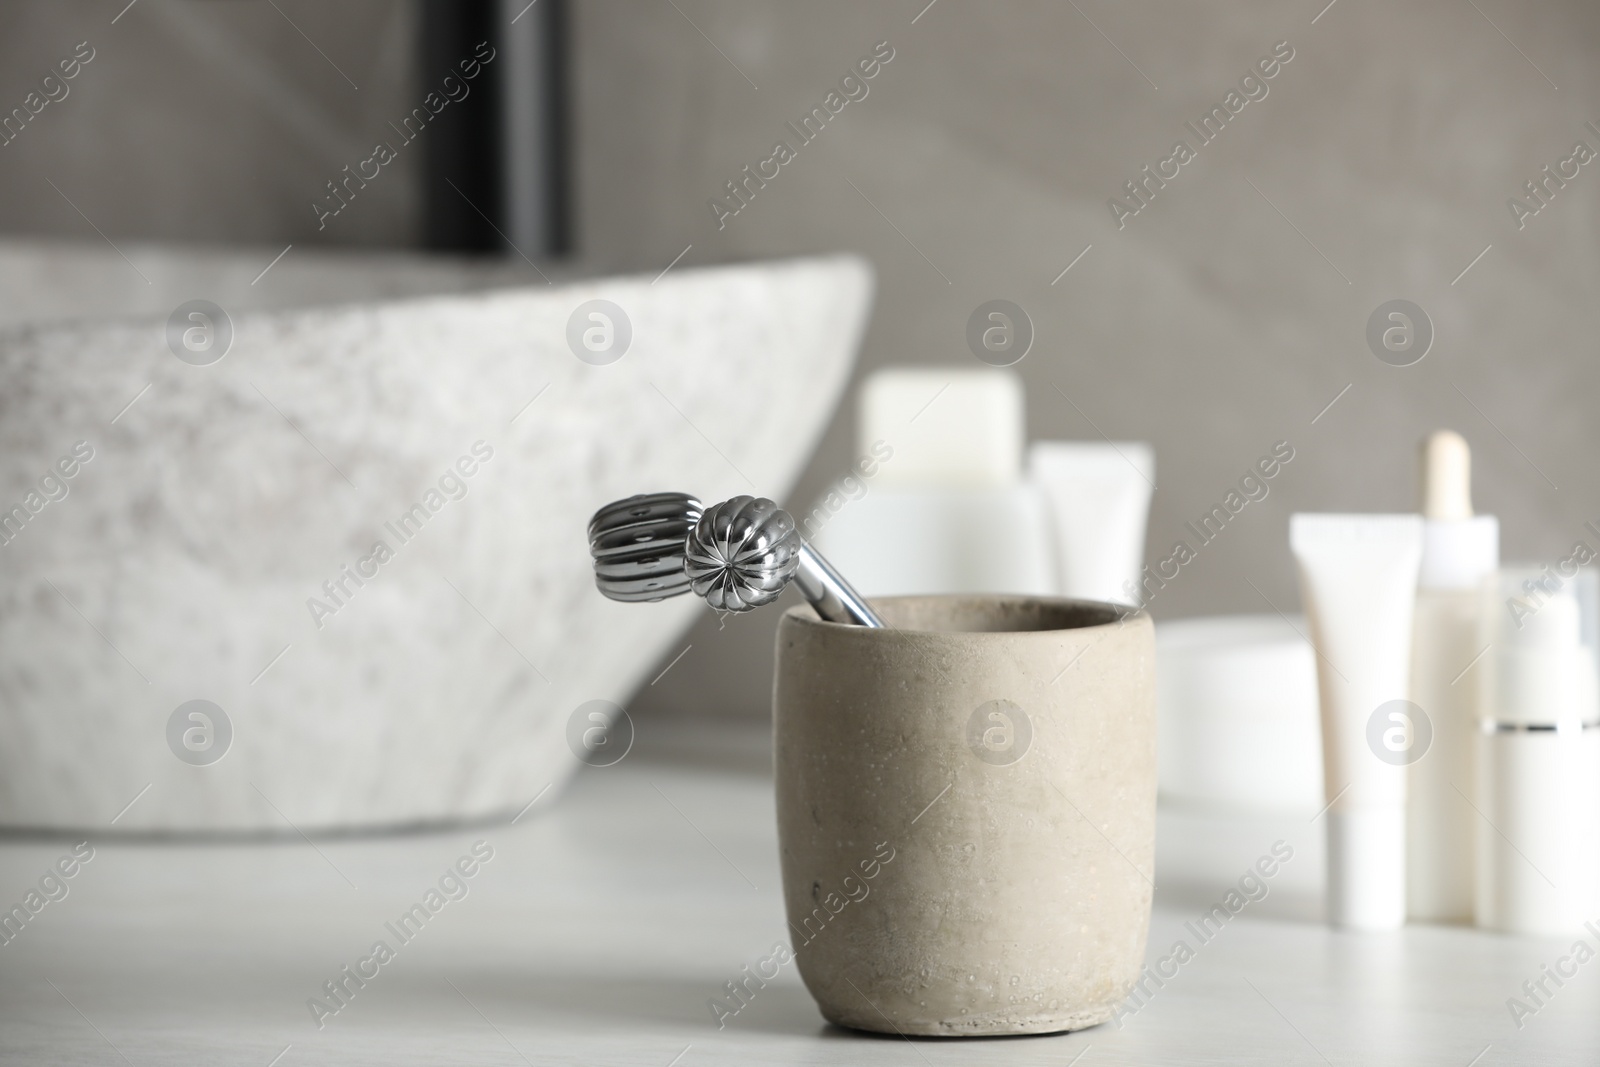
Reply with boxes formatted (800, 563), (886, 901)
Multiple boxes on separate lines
(568, 1), (1600, 721)
(3, 1), (1599, 723)
(0, 1), (419, 247)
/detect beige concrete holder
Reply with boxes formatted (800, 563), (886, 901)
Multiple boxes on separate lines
(773, 595), (1155, 1036)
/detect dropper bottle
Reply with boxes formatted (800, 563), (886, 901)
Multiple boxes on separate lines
(1408, 431), (1498, 922)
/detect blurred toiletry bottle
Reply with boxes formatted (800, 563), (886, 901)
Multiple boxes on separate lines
(812, 368), (1055, 597)
(1291, 512), (1423, 929)
(1028, 442), (1154, 606)
(1408, 431), (1499, 923)
(1475, 568), (1600, 935)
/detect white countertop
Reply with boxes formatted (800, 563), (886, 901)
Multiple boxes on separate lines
(0, 719), (1593, 1066)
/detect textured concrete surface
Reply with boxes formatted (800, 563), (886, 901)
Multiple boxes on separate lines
(0, 252), (870, 830)
(774, 597), (1156, 1034)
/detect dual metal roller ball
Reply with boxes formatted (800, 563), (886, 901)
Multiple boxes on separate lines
(587, 491), (882, 626)
(588, 492), (800, 612)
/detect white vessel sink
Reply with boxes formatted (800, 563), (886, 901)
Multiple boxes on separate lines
(0, 245), (871, 832)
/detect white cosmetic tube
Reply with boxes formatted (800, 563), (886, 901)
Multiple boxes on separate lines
(1291, 513), (1424, 930)
(1028, 442), (1154, 605)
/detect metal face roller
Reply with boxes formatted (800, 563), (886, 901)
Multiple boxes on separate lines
(587, 492), (884, 627)
(683, 495), (800, 612)
(587, 492), (703, 603)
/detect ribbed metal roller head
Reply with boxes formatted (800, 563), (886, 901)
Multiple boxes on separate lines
(587, 492), (703, 602)
(683, 495), (802, 612)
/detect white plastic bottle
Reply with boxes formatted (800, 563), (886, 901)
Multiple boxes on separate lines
(1408, 431), (1498, 923)
(1476, 569), (1600, 935)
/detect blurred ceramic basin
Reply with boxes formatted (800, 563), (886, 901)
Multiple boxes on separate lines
(0, 244), (872, 832)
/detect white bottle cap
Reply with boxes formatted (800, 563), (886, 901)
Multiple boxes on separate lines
(1417, 431), (1498, 590)
(1419, 517), (1498, 590)
(1326, 808), (1406, 929)
(1490, 568), (1600, 728)
(858, 368), (1023, 489)
(1420, 430), (1473, 520)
